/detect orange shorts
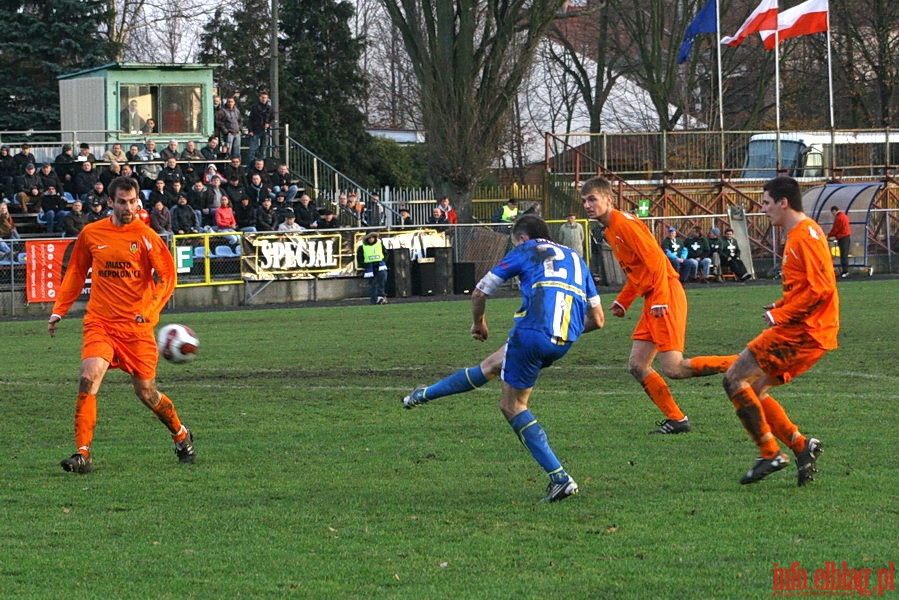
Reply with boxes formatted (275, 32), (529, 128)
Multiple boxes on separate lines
(82, 321), (158, 380)
(632, 279), (687, 353)
(747, 327), (827, 384)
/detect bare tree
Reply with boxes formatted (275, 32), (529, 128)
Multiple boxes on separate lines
(379, 0), (568, 222)
(106, 0), (216, 62)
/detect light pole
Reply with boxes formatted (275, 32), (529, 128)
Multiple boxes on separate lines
(270, 0), (280, 154)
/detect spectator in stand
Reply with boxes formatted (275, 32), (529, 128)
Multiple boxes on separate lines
(493, 198), (518, 229)
(523, 201), (543, 218)
(148, 178), (168, 208)
(86, 181), (109, 207)
(159, 139), (180, 161)
(0, 202), (19, 239)
(220, 156), (246, 188)
(64, 200), (88, 237)
(721, 228), (751, 281)
(220, 96), (243, 159)
(293, 194), (317, 229)
(706, 227), (723, 279)
(247, 158), (271, 185)
(142, 118), (157, 135)
(202, 164), (220, 186)
(159, 157), (185, 191)
(437, 196), (458, 224)
(277, 208), (303, 232)
(162, 103), (187, 133)
(99, 160), (123, 189)
(214, 196), (240, 244)
(427, 206), (448, 225)
(72, 161), (99, 203)
(272, 193), (293, 227)
(119, 163), (141, 191)
(207, 174), (224, 216)
(16, 163), (43, 213)
(86, 197), (112, 224)
(179, 140), (204, 185)
(247, 91), (273, 160)
(14, 143), (37, 174)
(164, 180), (185, 209)
(224, 174), (249, 205)
(255, 196), (277, 231)
(171, 195), (200, 235)
(0, 145), (17, 200)
(121, 98), (145, 133)
(245, 172), (272, 206)
(200, 136), (224, 162)
(556, 213), (585, 257)
(826, 205), (851, 278)
(271, 163), (299, 203)
(103, 143), (128, 163)
(686, 226), (713, 282)
(234, 195), (257, 233)
(337, 193), (358, 227)
(398, 207), (413, 226)
(314, 208), (339, 230)
(76, 143), (97, 164)
(138, 140), (162, 188)
(40, 186), (68, 233)
(149, 199), (172, 237)
(39, 163), (65, 196)
(188, 180), (213, 228)
(53, 144), (77, 193)
(124, 144), (142, 164)
(661, 227), (696, 283)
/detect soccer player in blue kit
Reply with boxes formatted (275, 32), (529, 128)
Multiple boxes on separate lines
(403, 215), (604, 502)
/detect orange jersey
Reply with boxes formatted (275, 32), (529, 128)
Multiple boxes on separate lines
(605, 209), (680, 310)
(770, 217), (839, 350)
(52, 217), (176, 331)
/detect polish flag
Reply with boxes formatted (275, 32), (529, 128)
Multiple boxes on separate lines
(721, 0), (778, 47)
(760, 0), (829, 50)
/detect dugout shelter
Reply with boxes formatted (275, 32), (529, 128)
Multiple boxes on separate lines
(803, 182), (882, 274)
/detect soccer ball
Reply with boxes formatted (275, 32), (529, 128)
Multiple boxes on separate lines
(157, 323), (199, 363)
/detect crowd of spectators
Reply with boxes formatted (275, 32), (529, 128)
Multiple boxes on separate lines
(661, 225), (751, 282)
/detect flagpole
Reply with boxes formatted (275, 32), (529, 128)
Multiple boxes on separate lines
(715, 0), (725, 175)
(826, 6), (834, 129)
(775, 23), (781, 171)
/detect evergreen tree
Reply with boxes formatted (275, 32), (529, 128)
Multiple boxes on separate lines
(197, 0), (271, 101)
(0, 0), (117, 131)
(278, 0), (375, 183)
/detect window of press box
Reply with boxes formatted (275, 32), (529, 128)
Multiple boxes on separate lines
(119, 85), (203, 135)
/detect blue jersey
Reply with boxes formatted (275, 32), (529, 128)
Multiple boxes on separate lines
(478, 238), (601, 344)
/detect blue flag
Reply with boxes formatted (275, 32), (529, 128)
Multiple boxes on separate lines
(677, 0), (718, 64)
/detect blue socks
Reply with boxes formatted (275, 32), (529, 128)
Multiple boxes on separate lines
(414, 366), (490, 403)
(509, 410), (569, 484)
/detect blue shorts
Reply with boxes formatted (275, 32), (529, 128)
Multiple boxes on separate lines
(501, 327), (572, 390)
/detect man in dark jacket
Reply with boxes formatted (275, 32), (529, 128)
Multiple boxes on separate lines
(255, 197), (277, 231)
(247, 92), (273, 161)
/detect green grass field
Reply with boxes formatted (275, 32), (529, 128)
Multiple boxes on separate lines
(1, 279), (897, 599)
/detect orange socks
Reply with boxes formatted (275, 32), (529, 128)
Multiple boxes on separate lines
(640, 372), (685, 421)
(760, 394), (805, 453)
(730, 387), (780, 458)
(151, 393), (186, 441)
(690, 355), (739, 376)
(74, 392), (97, 457)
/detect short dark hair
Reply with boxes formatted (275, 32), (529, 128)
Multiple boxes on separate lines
(830, 205), (839, 212)
(763, 176), (802, 212)
(581, 176), (613, 197)
(108, 175), (140, 199)
(511, 214), (551, 241)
